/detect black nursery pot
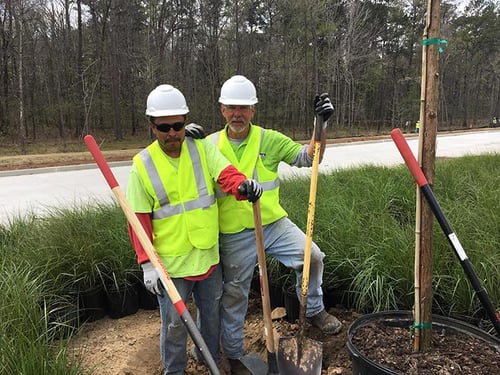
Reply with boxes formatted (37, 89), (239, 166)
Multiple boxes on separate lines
(79, 286), (108, 322)
(106, 282), (139, 319)
(346, 310), (500, 375)
(283, 285), (300, 323)
(46, 299), (81, 340)
(268, 282), (285, 309)
(137, 281), (159, 310)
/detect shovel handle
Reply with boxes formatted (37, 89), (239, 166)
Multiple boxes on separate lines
(301, 117), (322, 300)
(298, 117), (322, 347)
(83, 135), (220, 374)
(252, 201), (279, 373)
(252, 201), (275, 352)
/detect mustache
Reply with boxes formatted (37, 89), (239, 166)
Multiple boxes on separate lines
(164, 137), (181, 142)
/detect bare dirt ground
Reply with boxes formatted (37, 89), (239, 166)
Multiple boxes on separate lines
(0, 149), (140, 171)
(65, 290), (499, 375)
(67, 291), (361, 375)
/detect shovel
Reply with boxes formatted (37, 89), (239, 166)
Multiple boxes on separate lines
(277, 115), (324, 375)
(243, 200), (279, 374)
(234, 193), (277, 374)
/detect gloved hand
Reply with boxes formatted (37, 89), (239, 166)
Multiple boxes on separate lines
(237, 179), (263, 203)
(314, 93), (335, 128)
(141, 261), (162, 296)
(184, 123), (206, 139)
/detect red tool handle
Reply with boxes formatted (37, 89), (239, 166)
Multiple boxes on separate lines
(390, 128), (427, 187)
(84, 136), (120, 189)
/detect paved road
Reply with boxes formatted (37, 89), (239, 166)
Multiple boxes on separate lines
(1, 129), (499, 226)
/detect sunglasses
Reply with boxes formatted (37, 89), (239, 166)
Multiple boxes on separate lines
(152, 121), (185, 132)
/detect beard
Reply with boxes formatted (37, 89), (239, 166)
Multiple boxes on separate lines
(228, 118), (248, 134)
(159, 136), (182, 155)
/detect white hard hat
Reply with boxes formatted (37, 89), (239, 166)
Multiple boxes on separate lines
(146, 84), (189, 117)
(219, 75), (258, 105)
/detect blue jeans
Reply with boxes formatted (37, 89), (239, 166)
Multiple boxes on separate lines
(220, 217), (326, 359)
(158, 265), (222, 374)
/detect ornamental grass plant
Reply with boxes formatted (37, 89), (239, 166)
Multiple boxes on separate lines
(0, 202), (136, 374)
(0, 257), (81, 375)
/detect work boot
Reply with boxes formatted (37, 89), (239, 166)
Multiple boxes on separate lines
(307, 309), (342, 334)
(228, 358), (251, 375)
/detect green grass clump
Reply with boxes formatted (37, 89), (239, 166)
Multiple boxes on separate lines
(0, 202), (138, 374)
(0, 258), (81, 374)
(31, 202), (138, 291)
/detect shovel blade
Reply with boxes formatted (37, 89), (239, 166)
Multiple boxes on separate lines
(239, 351), (268, 375)
(277, 336), (322, 375)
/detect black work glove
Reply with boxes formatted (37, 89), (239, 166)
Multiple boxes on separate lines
(237, 179), (263, 203)
(314, 93), (335, 128)
(184, 123), (206, 139)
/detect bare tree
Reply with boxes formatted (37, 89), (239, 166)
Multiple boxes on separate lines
(14, 0), (26, 153)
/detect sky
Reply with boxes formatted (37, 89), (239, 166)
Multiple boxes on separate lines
(454, 0), (470, 12)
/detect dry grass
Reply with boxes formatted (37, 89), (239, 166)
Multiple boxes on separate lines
(0, 149), (140, 171)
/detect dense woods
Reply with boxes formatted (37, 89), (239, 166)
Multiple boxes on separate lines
(0, 0), (499, 151)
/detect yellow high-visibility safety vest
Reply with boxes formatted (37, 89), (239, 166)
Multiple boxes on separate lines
(210, 125), (287, 234)
(133, 139), (219, 274)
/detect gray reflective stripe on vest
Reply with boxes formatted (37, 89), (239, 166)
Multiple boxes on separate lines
(139, 138), (214, 219)
(212, 127), (279, 198)
(210, 131), (220, 146)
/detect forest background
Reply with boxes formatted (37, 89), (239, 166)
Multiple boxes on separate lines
(1, 0), (499, 154)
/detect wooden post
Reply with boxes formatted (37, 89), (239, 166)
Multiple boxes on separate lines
(415, 0), (441, 351)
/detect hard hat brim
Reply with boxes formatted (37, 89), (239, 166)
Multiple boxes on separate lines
(145, 109), (189, 117)
(219, 98), (258, 106)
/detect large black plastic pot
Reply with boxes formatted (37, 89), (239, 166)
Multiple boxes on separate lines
(283, 285), (299, 323)
(46, 296), (82, 340)
(137, 281), (159, 310)
(347, 310), (500, 375)
(79, 286), (108, 322)
(106, 282), (139, 319)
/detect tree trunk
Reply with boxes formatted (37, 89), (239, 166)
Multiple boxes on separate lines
(416, 0), (441, 352)
(16, 4), (26, 154)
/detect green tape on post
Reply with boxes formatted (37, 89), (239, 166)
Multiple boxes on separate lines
(413, 322), (433, 329)
(422, 37), (448, 53)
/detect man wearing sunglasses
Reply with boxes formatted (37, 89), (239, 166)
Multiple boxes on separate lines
(126, 84), (263, 375)
(206, 75), (342, 374)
